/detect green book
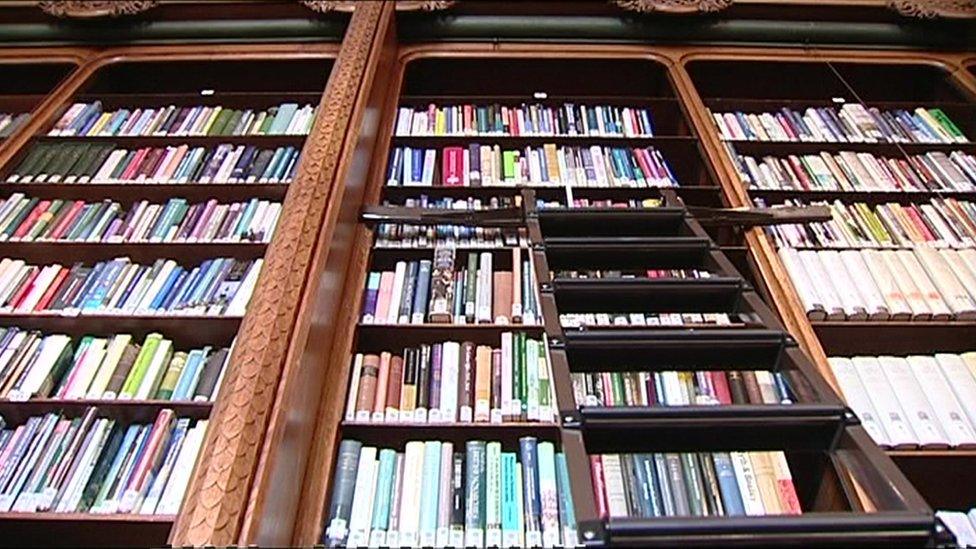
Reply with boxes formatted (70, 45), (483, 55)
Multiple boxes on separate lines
(464, 441), (487, 548)
(154, 351), (187, 400)
(929, 108), (966, 140)
(537, 342), (551, 419)
(222, 110), (245, 136)
(513, 332), (524, 418)
(77, 421), (122, 512)
(26, 199), (64, 240)
(9, 144), (50, 180)
(369, 448), (396, 543)
(0, 196), (31, 234)
(108, 150), (136, 180)
(47, 144), (85, 181)
(119, 333), (163, 398)
(24, 144), (62, 181)
(502, 150), (517, 182)
(258, 107), (278, 134)
(525, 338), (540, 420)
(79, 144), (117, 181)
(611, 372), (625, 406)
(500, 452), (519, 547)
(64, 143), (94, 181)
(464, 253), (478, 322)
(680, 453), (707, 516)
(63, 203), (101, 241)
(206, 109), (234, 136)
(2, 197), (39, 238)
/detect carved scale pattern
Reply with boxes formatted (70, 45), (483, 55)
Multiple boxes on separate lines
(300, 0), (455, 12)
(887, 0), (976, 17)
(169, 3), (385, 546)
(611, 0), (734, 13)
(37, 0), (159, 18)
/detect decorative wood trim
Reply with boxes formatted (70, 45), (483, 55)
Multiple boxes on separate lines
(611, 0), (735, 13)
(300, 0), (454, 12)
(37, 0), (159, 18)
(887, 0), (976, 18)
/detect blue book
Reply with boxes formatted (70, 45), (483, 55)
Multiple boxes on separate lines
(70, 102), (102, 135)
(234, 199), (260, 240)
(554, 453), (577, 546)
(712, 452), (746, 516)
(411, 260), (432, 323)
(733, 112), (754, 140)
(519, 436), (542, 540)
(259, 148), (285, 182)
(387, 147), (403, 185)
(184, 259), (221, 307)
(91, 424), (140, 510)
(410, 148), (423, 185)
(82, 259), (126, 311)
(500, 452), (519, 546)
(158, 270), (191, 312)
(171, 266), (203, 310)
(465, 441), (486, 548)
(268, 103), (298, 135)
(105, 109), (129, 135)
(631, 453), (651, 517)
(149, 266), (185, 311)
(370, 448), (397, 541)
(419, 441), (442, 545)
(281, 148), (301, 181)
(112, 265), (147, 310)
(171, 348), (203, 400)
(198, 259), (236, 307)
(272, 146), (297, 182)
(70, 261), (108, 309)
(653, 453), (675, 516)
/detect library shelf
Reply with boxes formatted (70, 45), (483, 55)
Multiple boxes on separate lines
(812, 320), (976, 355)
(746, 188), (976, 203)
(0, 512), (175, 548)
(0, 398), (212, 424)
(0, 313), (242, 348)
(0, 183), (290, 202)
(34, 134), (307, 147)
(0, 240), (267, 263)
(391, 134), (699, 148)
(723, 140), (976, 155)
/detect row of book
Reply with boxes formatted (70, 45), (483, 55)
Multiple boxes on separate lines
(50, 101), (316, 137)
(0, 256), (261, 316)
(361, 250), (540, 326)
(375, 224), (527, 250)
(0, 112), (29, 139)
(938, 509), (976, 547)
(560, 312), (737, 329)
(0, 195), (280, 244)
(0, 328), (229, 402)
(711, 104), (968, 144)
(552, 268), (713, 280)
(5, 143), (301, 185)
(591, 451), (801, 518)
(345, 334), (554, 425)
(829, 353), (976, 449)
(778, 247), (976, 320)
(0, 408), (206, 515)
(395, 103), (656, 138)
(386, 145), (679, 188)
(760, 198), (976, 249)
(536, 197), (662, 210)
(733, 150), (976, 193)
(570, 370), (794, 408)
(324, 438), (577, 549)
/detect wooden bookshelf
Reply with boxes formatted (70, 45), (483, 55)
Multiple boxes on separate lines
(683, 53), (976, 516)
(0, 44), (341, 548)
(272, 48), (937, 548)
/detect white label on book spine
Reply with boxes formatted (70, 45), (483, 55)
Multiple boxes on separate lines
(355, 410), (371, 423)
(450, 528), (465, 549)
(385, 409), (399, 423)
(526, 530), (543, 548)
(486, 527), (502, 548)
(459, 405), (473, 423)
(436, 528), (449, 549)
(466, 528), (484, 548)
(420, 530), (437, 547)
(414, 408), (428, 423)
(370, 411), (384, 423)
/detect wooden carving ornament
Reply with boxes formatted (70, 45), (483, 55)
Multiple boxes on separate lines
(300, 0), (455, 12)
(611, 0), (734, 13)
(887, 0), (976, 18)
(38, 0), (159, 18)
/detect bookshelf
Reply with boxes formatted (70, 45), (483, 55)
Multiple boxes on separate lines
(686, 56), (976, 514)
(290, 51), (935, 547)
(0, 59), (78, 147)
(0, 50), (337, 546)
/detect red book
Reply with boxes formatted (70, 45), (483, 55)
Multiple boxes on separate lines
(786, 155), (814, 191)
(426, 103), (436, 134)
(11, 201), (50, 240)
(633, 147), (655, 180)
(33, 267), (70, 312)
(6, 267), (39, 310)
(590, 455), (609, 519)
(710, 371), (733, 405)
(441, 146), (464, 187)
(48, 201), (86, 241)
(463, 104), (473, 134)
(119, 147), (150, 181)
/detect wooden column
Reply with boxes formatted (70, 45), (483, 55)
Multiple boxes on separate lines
(169, 2), (391, 546)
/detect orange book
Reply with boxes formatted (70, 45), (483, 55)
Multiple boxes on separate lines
(474, 345), (492, 422)
(372, 352), (391, 415)
(385, 354), (404, 416)
(770, 451), (802, 514)
(355, 354), (380, 416)
(492, 271), (513, 324)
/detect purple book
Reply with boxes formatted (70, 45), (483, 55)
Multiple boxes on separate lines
(429, 342), (442, 413)
(362, 272), (381, 322)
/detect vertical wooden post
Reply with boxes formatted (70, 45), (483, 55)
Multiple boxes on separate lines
(170, 2), (391, 545)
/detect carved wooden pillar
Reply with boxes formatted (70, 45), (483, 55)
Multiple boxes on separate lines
(168, 2), (390, 546)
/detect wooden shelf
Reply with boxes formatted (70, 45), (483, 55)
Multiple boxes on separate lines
(812, 320), (976, 355)
(0, 313), (242, 348)
(0, 398), (212, 424)
(35, 134), (307, 147)
(0, 240), (267, 263)
(747, 187), (976, 203)
(725, 139), (975, 155)
(0, 182), (290, 202)
(0, 512), (174, 548)
(392, 134), (697, 147)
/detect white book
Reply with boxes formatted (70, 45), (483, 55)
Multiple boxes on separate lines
(485, 442), (502, 548)
(13, 334), (71, 400)
(730, 451), (766, 516)
(440, 341), (460, 422)
(0, 415), (59, 511)
(398, 441), (425, 549)
(852, 356), (917, 448)
(347, 447), (377, 548)
(64, 337), (108, 399)
(500, 332), (513, 420)
(941, 249), (976, 301)
(58, 419), (113, 513)
(838, 250), (889, 320)
(156, 420), (208, 515)
(860, 250), (912, 319)
(777, 247), (827, 320)
(135, 338), (173, 399)
(139, 421), (189, 514)
(897, 250), (952, 320)
(879, 250), (931, 319)
(421, 149), (437, 187)
(476, 252), (493, 324)
(819, 250), (868, 319)
(599, 454), (628, 517)
(878, 356), (948, 448)
(936, 353), (976, 432)
(915, 246), (976, 319)
(937, 511), (976, 548)
(797, 250), (845, 319)
(345, 353), (363, 421)
(907, 355), (976, 448)
(15, 264), (62, 313)
(525, 338), (540, 421)
(224, 259), (263, 316)
(387, 261), (407, 324)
